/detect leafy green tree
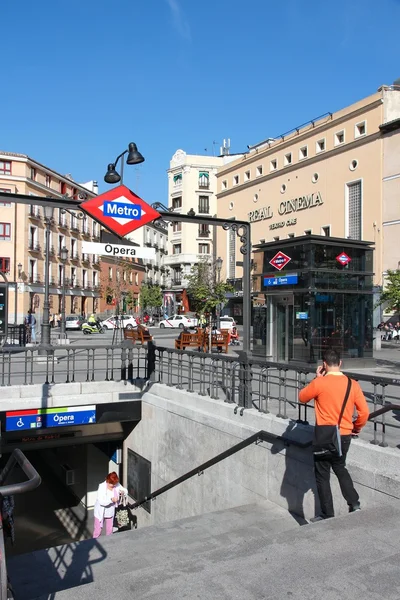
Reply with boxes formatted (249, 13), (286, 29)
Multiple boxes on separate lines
(186, 259), (233, 315)
(140, 284), (163, 313)
(377, 270), (400, 313)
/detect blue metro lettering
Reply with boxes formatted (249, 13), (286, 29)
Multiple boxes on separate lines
(104, 202), (142, 220)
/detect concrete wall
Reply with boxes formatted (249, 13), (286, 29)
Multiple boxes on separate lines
(125, 383), (400, 527)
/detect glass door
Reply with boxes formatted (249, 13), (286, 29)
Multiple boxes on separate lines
(275, 300), (294, 362)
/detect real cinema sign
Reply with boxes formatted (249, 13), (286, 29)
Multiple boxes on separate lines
(248, 192), (323, 223)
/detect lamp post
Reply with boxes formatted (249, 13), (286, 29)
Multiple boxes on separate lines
(60, 246), (68, 338)
(104, 142), (145, 185)
(39, 205), (54, 350)
(14, 263), (22, 325)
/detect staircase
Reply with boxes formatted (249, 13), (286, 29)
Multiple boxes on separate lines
(8, 502), (400, 600)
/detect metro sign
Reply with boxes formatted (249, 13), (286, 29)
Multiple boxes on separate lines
(80, 185), (161, 237)
(269, 251), (291, 271)
(336, 252), (351, 266)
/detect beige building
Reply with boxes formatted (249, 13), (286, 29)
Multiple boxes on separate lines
(216, 83), (400, 301)
(0, 151), (101, 324)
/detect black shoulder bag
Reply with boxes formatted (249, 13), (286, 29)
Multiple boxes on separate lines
(313, 376), (352, 457)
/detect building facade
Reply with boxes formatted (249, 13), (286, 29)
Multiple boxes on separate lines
(216, 84), (400, 326)
(126, 219), (168, 288)
(0, 151), (102, 323)
(164, 148), (236, 314)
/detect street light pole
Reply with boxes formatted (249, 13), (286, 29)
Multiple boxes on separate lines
(39, 206), (54, 350)
(60, 246), (68, 338)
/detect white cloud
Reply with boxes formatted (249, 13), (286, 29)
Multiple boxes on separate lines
(166, 0), (191, 41)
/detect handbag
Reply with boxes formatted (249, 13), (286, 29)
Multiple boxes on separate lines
(313, 376), (352, 457)
(113, 495), (137, 532)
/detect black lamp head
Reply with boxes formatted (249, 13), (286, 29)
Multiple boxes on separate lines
(104, 163), (121, 184)
(126, 142), (145, 165)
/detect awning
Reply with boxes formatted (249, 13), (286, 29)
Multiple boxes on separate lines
(173, 174), (182, 182)
(199, 171), (209, 178)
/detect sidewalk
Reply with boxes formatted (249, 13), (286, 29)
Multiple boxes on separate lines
(346, 342), (400, 380)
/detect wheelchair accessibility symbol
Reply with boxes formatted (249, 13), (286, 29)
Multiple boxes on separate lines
(17, 418), (24, 428)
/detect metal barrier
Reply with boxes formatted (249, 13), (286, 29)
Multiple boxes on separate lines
(154, 346), (400, 449)
(0, 343), (148, 386)
(0, 449), (41, 600)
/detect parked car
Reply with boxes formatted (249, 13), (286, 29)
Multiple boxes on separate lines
(101, 315), (138, 330)
(159, 314), (198, 329)
(65, 315), (84, 330)
(219, 316), (236, 331)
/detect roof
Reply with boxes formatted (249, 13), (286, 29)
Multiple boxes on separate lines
(379, 118), (400, 133)
(253, 234), (374, 251)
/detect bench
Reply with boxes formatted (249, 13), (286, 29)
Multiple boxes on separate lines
(203, 330), (230, 353)
(175, 331), (203, 350)
(124, 326), (153, 344)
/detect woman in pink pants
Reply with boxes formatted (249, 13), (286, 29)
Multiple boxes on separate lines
(93, 472), (128, 538)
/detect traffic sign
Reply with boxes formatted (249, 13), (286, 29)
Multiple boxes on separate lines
(269, 251), (291, 271)
(336, 252), (351, 266)
(80, 185), (161, 237)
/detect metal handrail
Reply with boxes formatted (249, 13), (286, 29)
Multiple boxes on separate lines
(368, 403), (400, 420)
(0, 449), (41, 600)
(129, 430), (311, 510)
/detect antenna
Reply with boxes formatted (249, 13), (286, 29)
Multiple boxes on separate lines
(220, 138), (231, 156)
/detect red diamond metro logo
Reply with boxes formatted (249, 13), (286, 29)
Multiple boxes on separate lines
(336, 252), (351, 266)
(79, 185), (161, 237)
(269, 251), (291, 271)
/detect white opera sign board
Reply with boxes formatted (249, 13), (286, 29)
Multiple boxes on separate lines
(81, 241), (156, 259)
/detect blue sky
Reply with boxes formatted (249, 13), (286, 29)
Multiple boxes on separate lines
(2, 0), (400, 203)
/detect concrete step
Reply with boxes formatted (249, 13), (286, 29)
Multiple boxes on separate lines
(9, 503), (400, 600)
(8, 501), (299, 599)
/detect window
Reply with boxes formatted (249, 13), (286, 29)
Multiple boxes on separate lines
(108, 267), (113, 280)
(335, 130), (345, 146)
(172, 196), (182, 210)
(273, 236), (280, 241)
(0, 189), (11, 206)
(244, 170), (250, 181)
(172, 221), (181, 233)
(256, 165), (263, 177)
(284, 152), (292, 166)
(71, 267), (76, 285)
(29, 259), (37, 282)
(71, 238), (76, 258)
(321, 226), (331, 237)
(82, 269), (87, 287)
(198, 172), (209, 189)
(173, 244), (181, 254)
(347, 181), (362, 239)
(173, 173), (182, 186)
(0, 223), (11, 241)
(270, 159), (277, 171)
(45, 174), (51, 187)
(135, 273), (138, 285)
(198, 224), (209, 237)
(299, 146), (308, 160)
(116, 270), (120, 283)
(221, 180), (227, 191)
(58, 235), (65, 254)
(316, 138), (325, 153)
(0, 258), (10, 273)
(29, 226), (38, 250)
(0, 161), (11, 175)
(233, 175), (239, 185)
(123, 270), (127, 282)
(93, 272), (98, 287)
(228, 228), (236, 279)
(355, 121), (366, 138)
(288, 233), (295, 238)
(198, 243), (210, 254)
(304, 229), (312, 235)
(198, 196), (209, 214)
(312, 172), (319, 183)
(30, 167), (36, 180)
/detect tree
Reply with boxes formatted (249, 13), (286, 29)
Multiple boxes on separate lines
(377, 270), (400, 313)
(140, 284), (163, 313)
(186, 258), (233, 316)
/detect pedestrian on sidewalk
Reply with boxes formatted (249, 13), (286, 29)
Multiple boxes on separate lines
(93, 472), (128, 538)
(299, 349), (369, 520)
(25, 310), (37, 344)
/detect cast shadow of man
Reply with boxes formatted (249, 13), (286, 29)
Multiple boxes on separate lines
(270, 420), (319, 524)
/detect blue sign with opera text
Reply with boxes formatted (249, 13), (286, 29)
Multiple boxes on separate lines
(264, 274), (298, 287)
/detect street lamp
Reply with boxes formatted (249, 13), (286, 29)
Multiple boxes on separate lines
(39, 205), (54, 350)
(60, 246), (68, 338)
(104, 142), (145, 185)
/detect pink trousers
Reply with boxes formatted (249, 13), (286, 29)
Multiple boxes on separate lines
(93, 517), (113, 538)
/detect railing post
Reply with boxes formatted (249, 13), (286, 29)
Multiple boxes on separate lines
(147, 341), (156, 381)
(237, 351), (251, 409)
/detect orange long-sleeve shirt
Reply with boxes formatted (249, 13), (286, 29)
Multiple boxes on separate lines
(299, 372), (370, 435)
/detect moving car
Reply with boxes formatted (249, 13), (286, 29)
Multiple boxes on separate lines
(65, 315), (84, 330)
(219, 316), (236, 331)
(159, 314), (198, 329)
(101, 315), (138, 330)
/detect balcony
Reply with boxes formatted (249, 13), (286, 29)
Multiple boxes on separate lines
(92, 232), (100, 241)
(83, 282), (91, 290)
(29, 275), (41, 284)
(70, 251), (79, 261)
(28, 241), (41, 252)
(70, 222), (80, 233)
(58, 216), (68, 228)
(29, 206), (41, 220)
(71, 280), (80, 288)
(49, 246), (56, 257)
(172, 279), (182, 286)
(227, 277), (243, 292)
(198, 230), (210, 238)
(82, 226), (90, 237)
(82, 254), (91, 265)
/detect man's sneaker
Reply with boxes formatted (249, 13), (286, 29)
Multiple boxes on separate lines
(310, 515), (333, 523)
(349, 504), (361, 513)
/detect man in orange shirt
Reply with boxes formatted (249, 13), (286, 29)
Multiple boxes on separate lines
(299, 349), (369, 520)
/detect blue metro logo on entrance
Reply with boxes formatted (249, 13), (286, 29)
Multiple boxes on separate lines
(104, 201), (142, 220)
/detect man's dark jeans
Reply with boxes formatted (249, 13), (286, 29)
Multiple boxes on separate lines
(313, 435), (359, 518)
